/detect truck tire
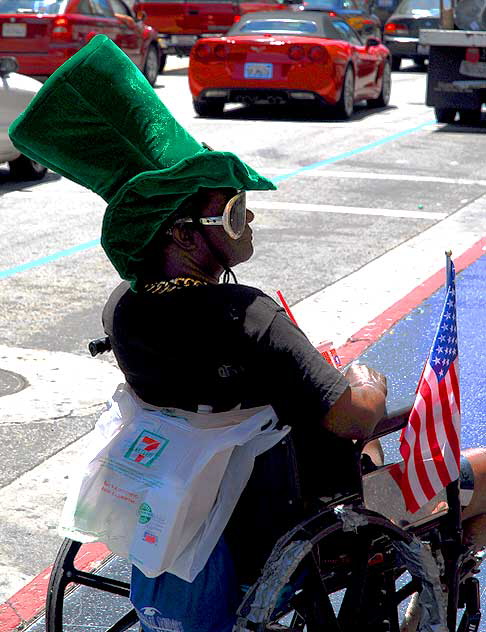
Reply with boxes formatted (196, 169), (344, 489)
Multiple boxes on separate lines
(435, 107), (456, 123)
(459, 109), (481, 125)
(143, 44), (160, 86)
(193, 99), (224, 117)
(8, 155), (47, 181)
(391, 56), (401, 71)
(159, 52), (167, 74)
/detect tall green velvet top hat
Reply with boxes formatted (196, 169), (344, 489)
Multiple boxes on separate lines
(9, 35), (276, 288)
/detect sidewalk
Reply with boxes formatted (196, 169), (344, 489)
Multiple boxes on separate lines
(1, 240), (485, 631)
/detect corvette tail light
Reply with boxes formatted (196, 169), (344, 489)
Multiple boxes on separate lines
(288, 45), (305, 61)
(51, 16), (72, 40)
(384, 21), (409, 35)
(214, 43), (229, 59)
(465, 47), (480, 63)
(194, 43), (211, 60)
(327, 10), (337, 16)
(308, 45), (327, 62)
(233, 14), (241, 23)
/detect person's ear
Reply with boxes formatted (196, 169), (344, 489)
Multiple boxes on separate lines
(171, 224), (198, 250)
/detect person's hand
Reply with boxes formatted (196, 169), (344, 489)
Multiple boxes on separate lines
(344, 363), (387, 396)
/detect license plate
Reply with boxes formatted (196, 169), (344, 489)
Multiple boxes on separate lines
(377, 0), (393, 7)
(171, 35), (197, 46)
(2, 22), (27, 37)
(417, 44), (429, 55)
(244, 63), (273, 79)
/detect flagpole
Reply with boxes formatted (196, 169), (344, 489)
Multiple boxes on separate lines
(443, 249), (462, 631)
(445, 249), (452, 287)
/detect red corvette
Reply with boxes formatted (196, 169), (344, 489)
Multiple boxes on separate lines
(189, 10), (391, 118)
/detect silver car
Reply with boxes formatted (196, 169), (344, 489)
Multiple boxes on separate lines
(0, 57), (47, 180)
(383, 0), (439, 70)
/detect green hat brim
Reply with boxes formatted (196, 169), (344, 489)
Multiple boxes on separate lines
(102, 151), (276, 287)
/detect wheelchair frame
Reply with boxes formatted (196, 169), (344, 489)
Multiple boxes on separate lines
(43, 339), (484, 632)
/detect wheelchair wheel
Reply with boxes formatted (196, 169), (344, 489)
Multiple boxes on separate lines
(46, 538), (139, 632)
(236, 507), (419, 632)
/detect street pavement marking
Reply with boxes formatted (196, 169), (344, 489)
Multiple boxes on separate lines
(262, 169), (486, 187)
(292, 194), (486, 348)
(250, 201), (446, 220)
(0, 346), (122, 426)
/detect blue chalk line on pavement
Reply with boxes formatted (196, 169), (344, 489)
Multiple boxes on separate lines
(0, 239), (100, 279)
(1, 120), (435, 280)
(271, 120), (436, 184)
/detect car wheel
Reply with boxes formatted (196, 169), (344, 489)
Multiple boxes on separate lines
(143, 44), (160, 87)
(193, 99), (224, 118)
(367, 60), (391, 108)
(159, 52), (167, 74)
(8, 155), (47, 181)
(435, 107), (457, 124)
(335, 66), (354, 119)
(459, 109), (481, 125)
(391, 56), (401, 71)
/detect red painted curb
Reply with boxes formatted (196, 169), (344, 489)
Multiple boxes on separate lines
(2, 236), (485, 631)
(335, 237), (486, 365)
(0, 542), (109, 631)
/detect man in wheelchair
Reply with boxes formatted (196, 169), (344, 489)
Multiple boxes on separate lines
(9, 34), (486, 632)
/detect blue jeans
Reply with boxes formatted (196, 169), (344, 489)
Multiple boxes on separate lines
(130, 537), (240, 632)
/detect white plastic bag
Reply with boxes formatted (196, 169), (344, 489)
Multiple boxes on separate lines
(60, 384), (289, 580)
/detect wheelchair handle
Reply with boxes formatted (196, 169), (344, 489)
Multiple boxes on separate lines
(88, 336), (112, 357)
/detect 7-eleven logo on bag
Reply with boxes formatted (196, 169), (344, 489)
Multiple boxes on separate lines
(124, 430), (169, 467)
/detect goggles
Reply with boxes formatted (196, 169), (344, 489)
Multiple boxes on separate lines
(175, 191), (248, 240)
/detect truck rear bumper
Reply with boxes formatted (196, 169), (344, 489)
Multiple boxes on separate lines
(425, 43), (484, 109)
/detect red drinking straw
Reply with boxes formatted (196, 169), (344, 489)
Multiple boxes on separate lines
(276, 290), (299, 326)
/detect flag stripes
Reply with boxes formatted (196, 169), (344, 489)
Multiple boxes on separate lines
(392, 255), (461, 513)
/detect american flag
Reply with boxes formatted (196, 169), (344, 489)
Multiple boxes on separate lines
(392, 254), (461, 513)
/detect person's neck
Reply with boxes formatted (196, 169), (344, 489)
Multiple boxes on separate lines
(159, 260), (221, 285)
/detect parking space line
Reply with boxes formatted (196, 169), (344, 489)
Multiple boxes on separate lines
(0, 119), (436, 281)
(271, 120), (435, 183)
(263, 169), (486, 187)
(250, 201), (447, 220)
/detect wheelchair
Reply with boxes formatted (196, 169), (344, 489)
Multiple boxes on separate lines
(44, 338), (485, 632)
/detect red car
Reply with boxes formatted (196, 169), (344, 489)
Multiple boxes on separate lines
(134, 0), (290, 57)
(189, 10), (391, 118)
(0, 0), (161, 85)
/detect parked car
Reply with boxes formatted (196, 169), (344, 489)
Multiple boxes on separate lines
(189, 11), (391, 118)
(0, 0), (161, 84)
(134, 0), (290, 58)
(383, 0), (439, 69)
(0, 57), (47, 180)
(294, 0), (382, 39)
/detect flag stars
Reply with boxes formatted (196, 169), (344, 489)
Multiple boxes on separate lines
(433, 356), (441, 365)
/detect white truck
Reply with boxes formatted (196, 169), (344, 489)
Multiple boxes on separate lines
(420, 0), (486, 123)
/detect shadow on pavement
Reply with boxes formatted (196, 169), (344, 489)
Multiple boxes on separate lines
(433, 117), (486, 134)
(195, 102), (397, 123)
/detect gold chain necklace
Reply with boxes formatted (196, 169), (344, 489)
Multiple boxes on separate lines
(143, 277), (208, 295)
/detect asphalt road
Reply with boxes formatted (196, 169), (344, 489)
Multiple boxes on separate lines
(1, 57), (486, 604)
